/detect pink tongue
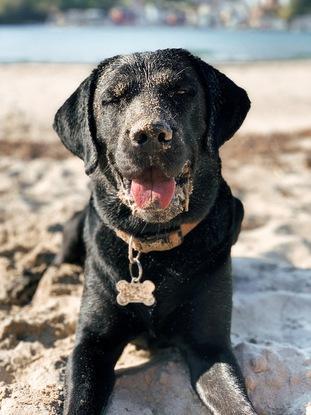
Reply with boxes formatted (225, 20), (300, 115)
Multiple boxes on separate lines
(131, 168), (175, 209)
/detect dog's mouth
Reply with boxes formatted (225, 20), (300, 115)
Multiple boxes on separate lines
(118, 161), (193, 223)
(131, 168), (176, 210)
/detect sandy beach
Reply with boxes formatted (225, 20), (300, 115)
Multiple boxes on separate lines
(0, 60), (310, 415)
(1, 60), (311, 143)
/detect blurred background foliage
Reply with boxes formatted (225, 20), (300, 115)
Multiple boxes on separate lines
(0, 0), (115, 23)
(0, 0), (310, 24)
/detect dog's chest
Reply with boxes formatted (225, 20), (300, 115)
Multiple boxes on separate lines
(125, 262), (195, 333)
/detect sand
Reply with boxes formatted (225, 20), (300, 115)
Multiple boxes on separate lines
(1, 60), (311, 143)
(0, 60), (310, 415)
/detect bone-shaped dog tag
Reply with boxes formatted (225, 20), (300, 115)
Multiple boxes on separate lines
(116, 280), (155, 306)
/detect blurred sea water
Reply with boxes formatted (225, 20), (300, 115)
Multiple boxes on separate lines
(0, 24), (311, 63)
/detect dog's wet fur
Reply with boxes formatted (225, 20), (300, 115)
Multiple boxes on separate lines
(54, 49), (257, 414)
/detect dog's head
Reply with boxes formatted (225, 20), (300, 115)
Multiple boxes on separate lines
(54, 49), (250, 226)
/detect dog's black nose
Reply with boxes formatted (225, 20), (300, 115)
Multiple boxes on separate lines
(130, 123), (173, 151)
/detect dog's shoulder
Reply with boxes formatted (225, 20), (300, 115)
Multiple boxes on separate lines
(207, 180), (244, 249)
(230, 195), (244, 245)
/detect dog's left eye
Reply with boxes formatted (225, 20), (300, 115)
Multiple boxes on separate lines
(176, 89), (188, 95)
(171, 87), (196, 98)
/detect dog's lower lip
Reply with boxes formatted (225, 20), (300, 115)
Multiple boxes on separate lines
(175, 175), (187, 186)
(123, 178), (131, 189)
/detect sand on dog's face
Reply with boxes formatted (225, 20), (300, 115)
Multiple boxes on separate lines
(0, 60), (311, 414)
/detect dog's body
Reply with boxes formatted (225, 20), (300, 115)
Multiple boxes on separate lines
(54, 49), (257, 415)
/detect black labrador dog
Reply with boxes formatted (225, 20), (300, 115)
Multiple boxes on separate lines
(54, 48), (256, 415)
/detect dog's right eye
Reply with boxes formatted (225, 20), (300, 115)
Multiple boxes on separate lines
(102, 82), (135, 106)
(101, 91), (122, 105)
(101, 97), (120, 106)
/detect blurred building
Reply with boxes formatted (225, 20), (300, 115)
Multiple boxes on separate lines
(44, 0), (298, 30)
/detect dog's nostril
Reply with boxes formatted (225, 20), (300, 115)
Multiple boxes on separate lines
(158, 128), (173, 143)
(158, 132), (166, 143)
(136, 133), (148, 145)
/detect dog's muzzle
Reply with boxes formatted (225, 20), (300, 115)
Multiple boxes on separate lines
(117, 161), (193, 223)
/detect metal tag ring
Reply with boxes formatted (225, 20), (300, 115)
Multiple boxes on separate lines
(129, 259), (143, 283)
(128, 236), (141, 264)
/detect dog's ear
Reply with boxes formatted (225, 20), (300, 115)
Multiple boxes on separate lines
(53, 57), (116, 175)
(53, 73), (98, 175)
(191, 55), (251, 149)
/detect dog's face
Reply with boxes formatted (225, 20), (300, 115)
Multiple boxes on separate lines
(54, 49), (250, 226)
(93, 51), (207, 223)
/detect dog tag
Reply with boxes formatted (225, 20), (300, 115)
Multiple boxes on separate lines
(116, 280), (155, 306)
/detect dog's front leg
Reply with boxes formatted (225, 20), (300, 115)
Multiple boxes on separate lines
(177, 259), (257, 414)
(184, 344), (256, 415)
(63, 279), (133, 415)
(64, 334), (124, 415)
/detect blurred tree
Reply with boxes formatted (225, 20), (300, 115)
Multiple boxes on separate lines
(291, 0), (311, 15)
(279, 0), (311, 20)
(0, 0), (118, 22)
(0, 0), (53, 23)
(58, 0), (116, 11)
